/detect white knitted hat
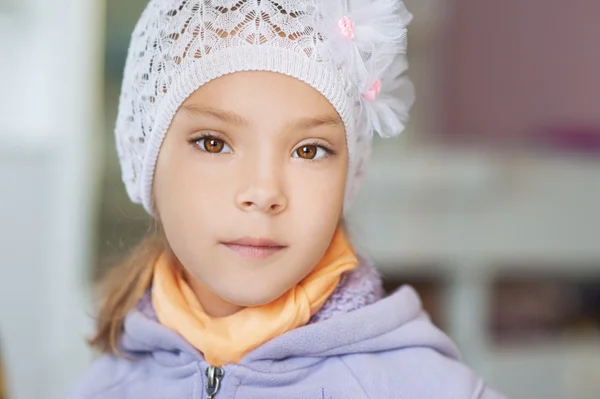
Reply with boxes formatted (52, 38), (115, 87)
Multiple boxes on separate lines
(116, 0), (414, 215)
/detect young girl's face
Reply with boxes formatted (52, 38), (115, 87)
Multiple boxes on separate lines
(154, 71), (348, 311)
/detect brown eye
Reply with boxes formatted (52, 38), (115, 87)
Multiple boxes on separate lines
(296, 145), (317, 159)
(205, 138), (224, 153)
(195, 136), (232, 153)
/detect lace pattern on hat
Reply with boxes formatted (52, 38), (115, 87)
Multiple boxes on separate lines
(115, 0), (414, 213)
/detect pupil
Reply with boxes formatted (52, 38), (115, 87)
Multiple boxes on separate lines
(300, 146), (316, 159)
(205, 138), (223, 152)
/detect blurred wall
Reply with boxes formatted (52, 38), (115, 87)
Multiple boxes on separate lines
(0, 0), (104, 398)
(442, 0), (600, 142)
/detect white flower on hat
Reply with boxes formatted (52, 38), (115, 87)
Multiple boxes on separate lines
(316, 0), (414, 138)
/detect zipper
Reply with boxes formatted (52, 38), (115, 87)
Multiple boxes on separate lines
(205, 366), (224, 399)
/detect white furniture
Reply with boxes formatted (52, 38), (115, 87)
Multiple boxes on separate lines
(349, 145), (600, 399)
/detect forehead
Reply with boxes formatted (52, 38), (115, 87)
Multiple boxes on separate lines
(182, 71), (341, 121)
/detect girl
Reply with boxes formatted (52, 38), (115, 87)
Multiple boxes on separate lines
(71, 0), (505, 398)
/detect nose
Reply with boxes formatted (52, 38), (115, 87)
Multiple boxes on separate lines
(235, 174), (287, 215)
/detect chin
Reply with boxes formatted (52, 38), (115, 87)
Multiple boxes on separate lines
(219, 286), (288, 307)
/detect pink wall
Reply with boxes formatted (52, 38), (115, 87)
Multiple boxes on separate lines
(441, 0), (600, 144)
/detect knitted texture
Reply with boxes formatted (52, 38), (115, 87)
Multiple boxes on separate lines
(137, 256), (383, 326)
(308, 254), (383, 324)
(115, 0), (414, 214)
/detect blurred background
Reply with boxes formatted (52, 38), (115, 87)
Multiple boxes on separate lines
(1, 0), (600, 398)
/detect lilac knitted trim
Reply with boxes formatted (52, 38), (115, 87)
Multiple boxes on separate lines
(137, 255), (384, 324)
(309, 255), (384, 324)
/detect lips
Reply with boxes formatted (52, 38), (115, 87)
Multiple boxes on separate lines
(221, 237), (287, 260)
(224, 237), (284, 247)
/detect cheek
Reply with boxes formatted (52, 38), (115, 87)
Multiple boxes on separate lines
(157, 146), (227, 209)
(287, 163), (346, 236)
(276, 166), (346, 292)
(294, 162), (346, 207)
(156, 168), (219, 276)
(155, 146), (227, 248)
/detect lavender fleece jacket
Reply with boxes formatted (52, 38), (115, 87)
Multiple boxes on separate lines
(69, 265), (505, 399)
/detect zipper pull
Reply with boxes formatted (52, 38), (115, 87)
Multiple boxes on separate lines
(205, 366), (224, 399)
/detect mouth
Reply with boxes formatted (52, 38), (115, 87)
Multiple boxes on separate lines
(221, 237), (287, 260)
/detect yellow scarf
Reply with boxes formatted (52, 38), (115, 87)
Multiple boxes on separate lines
(152, 227), (358, 366)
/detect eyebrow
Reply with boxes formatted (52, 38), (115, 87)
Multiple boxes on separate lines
(179, 104), (343, 130)
(180, 105), (248, 126)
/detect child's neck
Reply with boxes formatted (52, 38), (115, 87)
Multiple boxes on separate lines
(183, 270), (244, 318)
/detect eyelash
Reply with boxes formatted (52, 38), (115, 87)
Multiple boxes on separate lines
(188, 133), (337, 161)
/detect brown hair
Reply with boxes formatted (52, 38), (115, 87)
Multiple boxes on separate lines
(88, 221), (167, 354)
